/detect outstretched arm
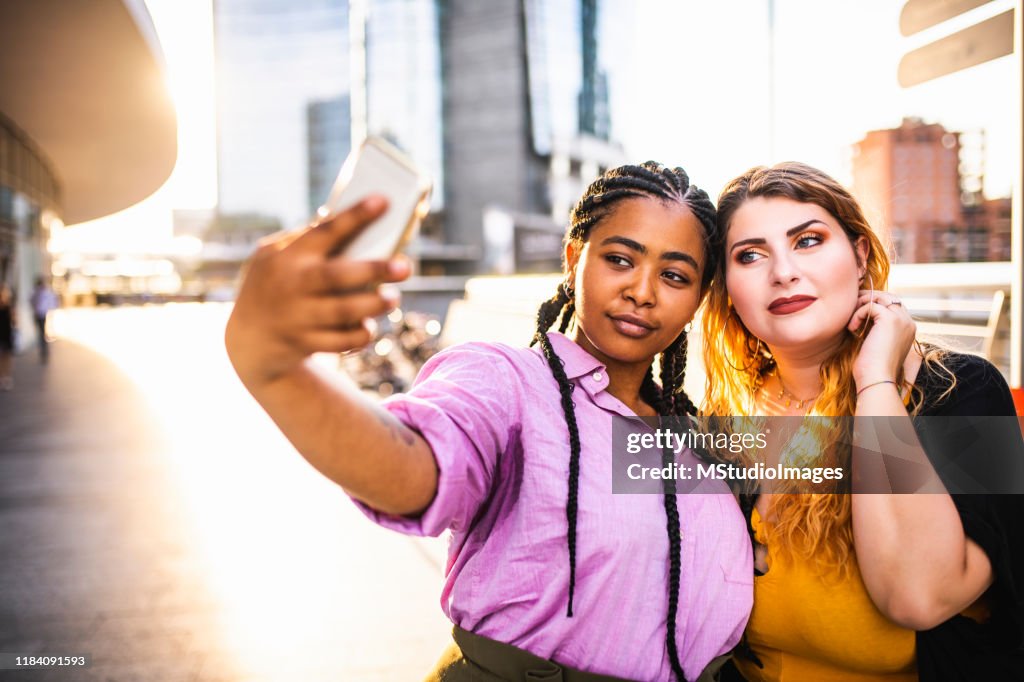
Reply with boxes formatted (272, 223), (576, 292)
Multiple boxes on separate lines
(224, 197), (438, 516)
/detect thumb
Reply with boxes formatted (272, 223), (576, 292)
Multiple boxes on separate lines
(300, 195), (389, 255)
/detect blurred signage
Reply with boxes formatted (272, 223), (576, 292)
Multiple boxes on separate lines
(899, 0), (992, 35)
(898, 5), (1014, 87)
(514, 226), (563, 273)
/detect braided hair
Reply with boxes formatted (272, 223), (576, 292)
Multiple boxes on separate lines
(531, 162), (717, 681)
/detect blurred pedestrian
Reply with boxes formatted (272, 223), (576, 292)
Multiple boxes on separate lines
(0, 285), (14, 390)
(30, 276), (58, 364)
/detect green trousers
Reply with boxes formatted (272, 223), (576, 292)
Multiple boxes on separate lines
(424, 626), (731, 682)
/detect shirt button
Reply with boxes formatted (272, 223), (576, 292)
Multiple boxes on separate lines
(592, 372), (604, 382)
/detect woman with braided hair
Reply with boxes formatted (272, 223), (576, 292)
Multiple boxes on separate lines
(225, 161), (753, 680)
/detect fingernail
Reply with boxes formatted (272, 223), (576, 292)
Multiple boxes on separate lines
(380, 285), (401, 307)
(388, 258), (411, 278)
(363, 195), (387, 212)
(364, 318), (378, 336)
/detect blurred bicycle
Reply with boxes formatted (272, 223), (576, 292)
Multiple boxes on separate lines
(339, 307), (442, 396)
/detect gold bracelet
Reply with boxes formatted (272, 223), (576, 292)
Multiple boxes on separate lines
(856, 379), (897, 396)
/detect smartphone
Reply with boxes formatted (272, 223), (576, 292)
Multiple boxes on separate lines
(316, 136), (432, 260)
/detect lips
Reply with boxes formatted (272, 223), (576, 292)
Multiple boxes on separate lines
(768, 295), (816, 315)
(609, 313), (656, 338)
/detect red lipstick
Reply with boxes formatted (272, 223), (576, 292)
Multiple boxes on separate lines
(768, 295), (816, 315)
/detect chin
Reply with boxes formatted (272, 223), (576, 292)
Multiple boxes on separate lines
(763, 326), (850, 352)
(590, 330), (665, 364)
(599, 339), (657, 363)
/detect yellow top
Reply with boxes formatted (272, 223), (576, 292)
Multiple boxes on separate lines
(734, 508), (917, 682)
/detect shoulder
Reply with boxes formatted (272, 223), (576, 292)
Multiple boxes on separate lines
(422, 341), (537, 370)
(915, 350), (1014, 416)
(414, 341), (546, 390)
(943, 352), (1003, 383)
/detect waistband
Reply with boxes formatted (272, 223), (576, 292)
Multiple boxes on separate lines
(446, 625), (635, 682)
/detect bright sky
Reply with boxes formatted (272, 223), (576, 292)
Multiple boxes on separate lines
(54, 0), (1018, 254)
(622, 0), (1017, 199)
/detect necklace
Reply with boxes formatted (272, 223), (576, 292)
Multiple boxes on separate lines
(760, 369), (820, 412)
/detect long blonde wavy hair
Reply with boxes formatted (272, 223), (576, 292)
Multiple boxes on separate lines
(702, 162), (953, 577)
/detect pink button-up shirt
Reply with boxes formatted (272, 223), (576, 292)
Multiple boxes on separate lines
(355, 332), (752, 681)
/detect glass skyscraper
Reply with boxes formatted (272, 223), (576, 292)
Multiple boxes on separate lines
(307, 95), (351, 215)
(524, 0), (613, 156)
(214, 0), (627, 273)
(214, 0), (349, 229)
(440, 0), (626, 272)
(361, 0), (445, 208)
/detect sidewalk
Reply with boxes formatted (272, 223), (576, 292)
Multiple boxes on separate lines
(0, 340), (241, 681)
(0, 306), (452, 681)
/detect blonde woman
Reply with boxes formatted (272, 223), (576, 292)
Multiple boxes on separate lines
(703, 162), (1023, 680)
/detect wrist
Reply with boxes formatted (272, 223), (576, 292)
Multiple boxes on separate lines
(225, 325), (299, 390)
(856, 378), (898, 396)
(853, 365), (896, 388)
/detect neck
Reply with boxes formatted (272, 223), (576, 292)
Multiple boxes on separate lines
(766, 339), (843, 399)
(568, 328), (655, 414)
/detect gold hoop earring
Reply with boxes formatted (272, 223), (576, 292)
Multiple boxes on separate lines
(725, 335), (765, 373)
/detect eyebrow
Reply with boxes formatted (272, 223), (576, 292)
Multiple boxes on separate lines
(728, 219), (826, 253)
(600, 235), (700, 270)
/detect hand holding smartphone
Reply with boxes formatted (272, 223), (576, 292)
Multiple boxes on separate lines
(316, 136), (432, 261)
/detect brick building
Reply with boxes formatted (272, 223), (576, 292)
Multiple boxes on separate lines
(852, 117), (961, 263)
(851, 117), (1012, 264)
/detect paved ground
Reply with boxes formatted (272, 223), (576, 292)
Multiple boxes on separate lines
(0, 304), (451, 681)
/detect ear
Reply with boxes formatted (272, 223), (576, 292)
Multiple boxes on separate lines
(853, 236), (869, 280)
(564, 240), (581, 284)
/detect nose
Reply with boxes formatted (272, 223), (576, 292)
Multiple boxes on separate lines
(624, 269), (657, 308)
(769, 250), (800, 286)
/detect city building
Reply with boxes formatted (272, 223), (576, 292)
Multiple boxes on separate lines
(171, 205), (280, 299)
(190, 212), (281, 297)
(358, 0), (444, 206)
(434, 0), (625, 274)
(214, 0), (349, 231)
(852, 117), (1011, 264)
(214, 0), (627, 279)
(0, 0), (176, 343)
(172, 208), (216, 240)
(307, 95), (352, 216)
(852, 118), (961, 263)
(964, 197), (1013, 262)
